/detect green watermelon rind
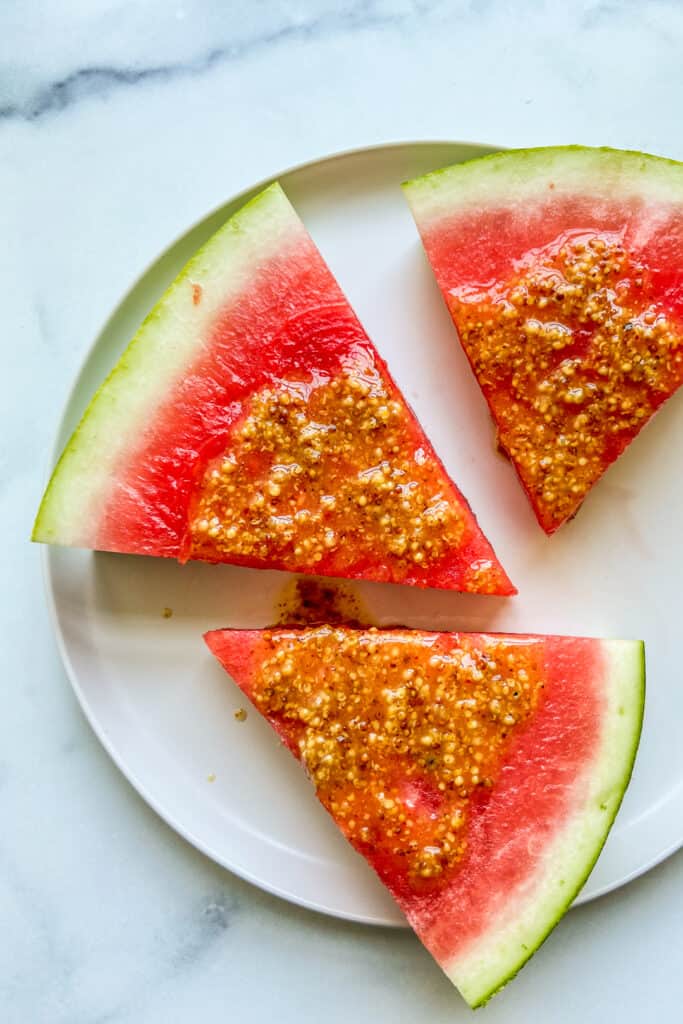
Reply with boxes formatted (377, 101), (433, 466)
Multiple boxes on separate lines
(32, 182), (304, 548)
(450, 638), (645, 1009)
(402, 145), (683, 225)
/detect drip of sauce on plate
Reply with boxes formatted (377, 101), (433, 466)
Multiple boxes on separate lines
(275, 576), (373, 627)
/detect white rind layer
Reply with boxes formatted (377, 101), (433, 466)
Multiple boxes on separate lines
(33, 183), (306, 547)
(445, 638), (645, 1008)
(402, 146), (683, 227)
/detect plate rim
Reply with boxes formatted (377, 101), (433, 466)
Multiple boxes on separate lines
(40, 138), (683, 926)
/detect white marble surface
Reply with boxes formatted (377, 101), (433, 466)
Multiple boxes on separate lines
(4, 2), (683, 1020)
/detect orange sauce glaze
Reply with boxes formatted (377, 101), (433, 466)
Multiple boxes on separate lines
(422, 199), (683, 531)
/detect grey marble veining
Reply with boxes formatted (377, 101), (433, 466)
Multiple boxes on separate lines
(0, 1), (421, 121)
(3, 1), (683, 1021)
(2, 0), (682, 143)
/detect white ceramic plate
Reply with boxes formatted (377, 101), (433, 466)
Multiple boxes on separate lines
(45, 141), (683, 926)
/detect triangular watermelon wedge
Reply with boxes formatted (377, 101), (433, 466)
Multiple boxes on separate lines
(403, 146), (683, 533)
(33, 183), (513, 594)
(205, 624), (644, 1007)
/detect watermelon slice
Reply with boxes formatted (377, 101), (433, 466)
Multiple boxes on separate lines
(403, 146), (683, 533)
(33, 183), (513, 594)
(205, 624), (644, 1007)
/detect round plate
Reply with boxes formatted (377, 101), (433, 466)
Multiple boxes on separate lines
(45, 141), (683, 926)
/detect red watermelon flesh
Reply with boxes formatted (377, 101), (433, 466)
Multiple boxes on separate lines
(205, 624), (644, 1007)
(403, 146), (683, 533)
(33, 183), (513, 595)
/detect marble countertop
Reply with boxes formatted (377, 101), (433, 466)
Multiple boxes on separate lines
(4, 2), (683, 1021)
